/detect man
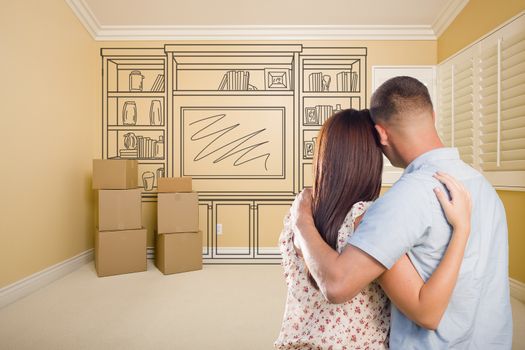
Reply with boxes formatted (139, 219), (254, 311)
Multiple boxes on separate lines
(292, 76), (512, 349)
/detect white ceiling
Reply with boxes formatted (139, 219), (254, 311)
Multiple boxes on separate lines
(66, 0), (469, 40)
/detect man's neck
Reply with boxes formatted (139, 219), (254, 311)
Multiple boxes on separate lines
(400, 135), (444, 168)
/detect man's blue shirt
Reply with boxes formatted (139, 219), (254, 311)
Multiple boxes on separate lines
(348, 148), (512, 349)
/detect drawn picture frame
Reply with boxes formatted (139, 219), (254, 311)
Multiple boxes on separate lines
(303, 140), (315, 159)
(181, 107), (285, 178)
(304, 107), (319, 126)
(264, 68), (290, 90)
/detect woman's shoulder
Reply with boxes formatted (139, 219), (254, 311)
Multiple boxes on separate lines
(347, 201), (374, 222)
(336, 201), (374, 250)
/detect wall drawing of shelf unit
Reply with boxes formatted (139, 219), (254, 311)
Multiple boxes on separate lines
(299, 47), (367, 189)
(101, 45), (367, 263)
(102, 48), (168, 194)
(165, 44), (301, 196)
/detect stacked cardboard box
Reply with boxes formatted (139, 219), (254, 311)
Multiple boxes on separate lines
(93, 159), (147, 277)
(156, 177), (202, 274)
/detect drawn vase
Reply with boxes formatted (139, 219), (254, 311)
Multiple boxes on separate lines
(322, 75), (331, 92)
(122, 101), (137, 126)
(149, 100), (163, 125)
(123, 132), (137, 149)
(129, 71), (144, 91)
(155, 136), (164, 158)
(156, 167), (164, 180)
(142, 171), (155, 191)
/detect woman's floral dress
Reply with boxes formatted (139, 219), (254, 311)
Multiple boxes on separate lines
(275, 201), (390, 350)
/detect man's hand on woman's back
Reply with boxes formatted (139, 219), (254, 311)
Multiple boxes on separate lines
(291, 188), (314, 251)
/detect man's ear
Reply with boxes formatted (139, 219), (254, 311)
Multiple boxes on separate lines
(374, 124), (389, 147)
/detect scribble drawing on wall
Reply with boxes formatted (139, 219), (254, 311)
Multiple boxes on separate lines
(190, 114), (271, 169)
(181, 108), (285, 178)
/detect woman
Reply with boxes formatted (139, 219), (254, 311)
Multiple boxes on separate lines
(275, 109), (471, 349)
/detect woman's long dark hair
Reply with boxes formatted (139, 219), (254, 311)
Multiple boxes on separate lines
(308, 109), (383, 289)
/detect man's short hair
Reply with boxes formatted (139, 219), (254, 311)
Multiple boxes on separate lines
(370, 76), (433, 124)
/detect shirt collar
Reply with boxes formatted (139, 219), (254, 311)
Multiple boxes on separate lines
(404, 147), (460, 175)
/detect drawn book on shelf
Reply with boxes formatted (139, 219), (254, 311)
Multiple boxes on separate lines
(151, 74), (165, 92)
(218, 70), (257, 91)
(119, 135), (164, 159)
(308, 72), (331, 92)
(336, 71), (358, 92)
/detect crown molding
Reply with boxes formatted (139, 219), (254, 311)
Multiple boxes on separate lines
(432, 0), (469, 38)
(66, 0), (437, 41)
(65, 0), (101, 39)
(94, 24), (437, 41)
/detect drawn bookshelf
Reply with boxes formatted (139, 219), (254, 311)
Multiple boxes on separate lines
(299, 47), (367, 188)
(101, 48), (168, 194)
(101, 45), (367, 263)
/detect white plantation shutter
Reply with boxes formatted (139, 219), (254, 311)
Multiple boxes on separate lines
(438, 64), (453, 147)
(480, 30), (525, 173)
(437, 49), (476, 166)
(439, 13), (525, 188)
(500, 28), (525, 171)
(453, 58), (475, 165)
(479, 40), (499, 171)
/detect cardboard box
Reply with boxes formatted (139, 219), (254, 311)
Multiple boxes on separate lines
(157, 192), (199, 233)
(155, 231), (203, 274)
(98, 189), (142, 231)
(157, 176), (192, 193)
(92, 159), (138, 189)
(95, 228), (147, 277)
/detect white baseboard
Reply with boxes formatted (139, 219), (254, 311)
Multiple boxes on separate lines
(147, 247), (209, 259)
(147, 246), (280, 258)
(510, 278), (525, 303)
(0, 249), (93, 309)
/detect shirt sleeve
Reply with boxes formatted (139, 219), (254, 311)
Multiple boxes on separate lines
(347, 175), (432, 269)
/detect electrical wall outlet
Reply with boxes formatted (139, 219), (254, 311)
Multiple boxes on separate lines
(217, 223), (223, 235)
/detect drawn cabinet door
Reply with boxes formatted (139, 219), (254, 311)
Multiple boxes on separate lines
(255, 202), (292, 258)
(199, 201), (212, 258)
(213, 201), (253, 258)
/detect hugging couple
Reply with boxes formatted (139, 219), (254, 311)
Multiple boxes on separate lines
(275, 77), (513, 349)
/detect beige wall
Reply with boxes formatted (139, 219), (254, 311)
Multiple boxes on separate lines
(0, 0), (99, 288)
(437, 0), (525, 62)
(498, 191), (525, 283)
(437, 0), (525, 284)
